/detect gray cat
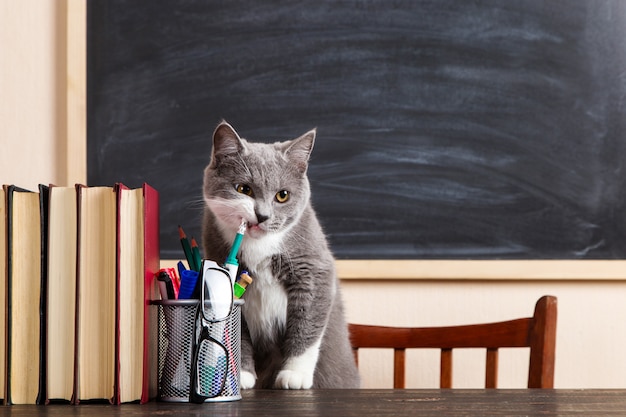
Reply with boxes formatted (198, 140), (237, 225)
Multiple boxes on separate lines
(202, 121), (360, 389)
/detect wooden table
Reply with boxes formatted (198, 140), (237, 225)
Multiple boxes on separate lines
(5, 389), (626, 416)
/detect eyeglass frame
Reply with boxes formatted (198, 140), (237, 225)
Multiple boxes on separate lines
(189, 261), (234, 403)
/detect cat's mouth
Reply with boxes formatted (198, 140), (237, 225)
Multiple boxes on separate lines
(247, 222), (266, 236)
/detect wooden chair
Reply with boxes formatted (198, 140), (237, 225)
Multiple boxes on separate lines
(349, 295), (557, 389)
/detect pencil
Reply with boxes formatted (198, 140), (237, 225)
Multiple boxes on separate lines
(178, 225), (196, 271)
(190, 237), (202, 273)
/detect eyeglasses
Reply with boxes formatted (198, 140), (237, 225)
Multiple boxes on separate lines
(189, 260), (234, 403)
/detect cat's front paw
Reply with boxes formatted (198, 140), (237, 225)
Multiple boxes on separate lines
(240, 371), (257, 389)
(274, 369), (314, 390)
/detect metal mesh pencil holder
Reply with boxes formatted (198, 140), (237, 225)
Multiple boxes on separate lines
(153, 299), (243, 402)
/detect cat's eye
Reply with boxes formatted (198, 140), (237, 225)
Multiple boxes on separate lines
(275, 190), (290, 203)
(235, 184), (253, 197)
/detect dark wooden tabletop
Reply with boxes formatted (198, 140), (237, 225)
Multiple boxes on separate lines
(4, 389), (626, 416)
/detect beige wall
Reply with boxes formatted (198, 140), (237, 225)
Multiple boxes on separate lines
(1, 1), (62, 188)
(0, 0), (85, 189)
(3, 1), (626, 389)
(343, 279), (626, 388)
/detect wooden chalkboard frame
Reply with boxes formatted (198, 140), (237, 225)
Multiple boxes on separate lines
(69, 27), (626, 283)
(79, 1), (626, 277)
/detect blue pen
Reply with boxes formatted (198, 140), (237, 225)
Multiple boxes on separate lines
(224, 219), (246, 284)
(177, 260), (186, 279)
(177, 261), (200, 299)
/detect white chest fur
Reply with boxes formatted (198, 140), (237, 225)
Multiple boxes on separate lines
(240, 233), (288, 345)
(242, 265), (287, 344)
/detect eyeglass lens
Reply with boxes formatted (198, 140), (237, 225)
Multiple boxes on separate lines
(194, 334), (229, 399)
(202, 266), (233, 322)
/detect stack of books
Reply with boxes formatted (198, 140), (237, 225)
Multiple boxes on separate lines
(0, 183), (160, 405)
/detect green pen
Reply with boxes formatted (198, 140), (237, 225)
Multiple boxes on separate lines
(234, 271), (253, 299)
(224, 219), (247, 284)
(191, 237), (202, 272)
(178, 225), (196, 271)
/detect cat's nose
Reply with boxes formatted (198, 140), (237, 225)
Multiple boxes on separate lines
(256, 212), (269, 223)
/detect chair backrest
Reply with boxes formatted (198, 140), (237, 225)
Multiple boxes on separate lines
(349, 295), (557, 389)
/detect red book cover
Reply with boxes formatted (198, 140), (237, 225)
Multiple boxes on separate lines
(142, 183), (159, 403)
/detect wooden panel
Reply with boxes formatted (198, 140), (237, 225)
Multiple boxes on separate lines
(440, 349), (453, 389)
(349, 319), (532, 349)
(393, 349), (406, 389)
(486, 348), (499, 388)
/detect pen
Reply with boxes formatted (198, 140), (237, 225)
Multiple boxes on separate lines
(191, 237), (202, 272)
(224, 219), (247, 284)
(177, 260), (199, 299)
(157, 270), (176, 299)
(177, 260), (186, 280)
(161, 267), (181, 299)
(234, 271), (253, 299)
(167, 267), (181, 298)
(179, 269), (199, 299)
(178, 225), (196, 271)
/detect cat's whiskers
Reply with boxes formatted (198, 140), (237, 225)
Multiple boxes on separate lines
(276, 240), (298, 280)
(286, 228), (310, 248)
(185, 197), (206, 208)
(208, 196), (253, 214)
(182, 197), (207, 215)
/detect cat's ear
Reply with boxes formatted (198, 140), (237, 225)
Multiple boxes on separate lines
(211, 121), (244, 165)
(285, 129), (316, 174)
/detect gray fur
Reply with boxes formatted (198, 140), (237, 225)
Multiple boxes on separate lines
(202, 121), (360, 389)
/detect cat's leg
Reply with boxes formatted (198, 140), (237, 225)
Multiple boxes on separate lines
(240, 318), (257, 389)
(274, 337), (322, 389)
(241, 371), (256, 389)
(272, 270), (332, 390)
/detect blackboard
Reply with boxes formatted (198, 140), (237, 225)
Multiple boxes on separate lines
(87, 0), (626, 260)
